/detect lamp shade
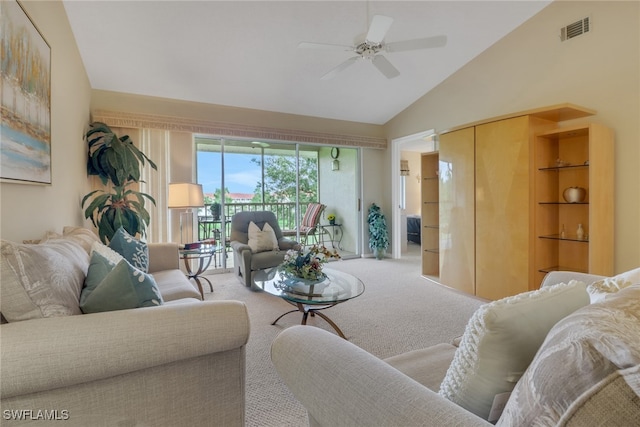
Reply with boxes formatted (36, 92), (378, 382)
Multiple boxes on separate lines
(168, 183), (204, 208)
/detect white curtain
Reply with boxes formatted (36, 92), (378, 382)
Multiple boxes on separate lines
(139, 129), (171, 243)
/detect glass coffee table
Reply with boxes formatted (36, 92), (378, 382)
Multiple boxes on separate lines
(254, 267), (365, 339)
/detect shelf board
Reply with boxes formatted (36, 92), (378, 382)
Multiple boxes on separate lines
(538, 266), (589, 274)
(424, 248), (439, 254)
(538, 202), (589, 205)
(538, 164), (588, 171)
(539, 234), (589, 242)
(423, 225), (439, 229)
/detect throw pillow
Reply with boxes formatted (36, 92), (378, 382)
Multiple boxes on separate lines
(0, 239), (89, 322)
(247, 221), (279, 253)
(108, 227), (149, 272)
(80, 257), (164, 314)
(438, 280), (590, 421)
(80, 250), (118, 307)
(497, 284), (640, 426)
(61, 226), (102, 255)
(587, 267), (640, 303)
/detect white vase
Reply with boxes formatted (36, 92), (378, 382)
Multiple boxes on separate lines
(577, 224), (585, 240)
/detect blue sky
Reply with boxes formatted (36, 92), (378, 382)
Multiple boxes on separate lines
(197, 151), (262, 196)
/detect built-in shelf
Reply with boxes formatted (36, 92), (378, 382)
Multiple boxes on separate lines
(424, 248), (439, 254)
(424, 225), (439, 229)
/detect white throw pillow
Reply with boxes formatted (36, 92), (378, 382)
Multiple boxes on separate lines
(247, 221), (279, 253)
(438, 280), (590, 421)
(497, 284), (640, 426)
(586, 267), (640, 303)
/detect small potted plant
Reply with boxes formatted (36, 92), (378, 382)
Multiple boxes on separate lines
(280, 245), (341, 281)
(327, 213), (336, 225)
(367, 203), (389, 260)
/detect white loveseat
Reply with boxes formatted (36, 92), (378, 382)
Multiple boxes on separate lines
(271, 270), (640, 426)
(1, 229), (249, 426)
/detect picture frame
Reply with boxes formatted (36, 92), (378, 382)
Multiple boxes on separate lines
(0, 0), (52, 185)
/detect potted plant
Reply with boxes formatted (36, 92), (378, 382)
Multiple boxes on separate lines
(82, 122), (157, 243)
(327, 213), (336, 225)
(367, 203), (389, 260)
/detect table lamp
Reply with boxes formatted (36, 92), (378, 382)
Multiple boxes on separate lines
(168, 183), (204, 244)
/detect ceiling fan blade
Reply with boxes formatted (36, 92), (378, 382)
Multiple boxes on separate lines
(320, 57), (359, 80)
(385, 35), (447, 53)
(372, 55), (400, 79)
(366, 15), (394, 44)
(298, 42), (353, 51)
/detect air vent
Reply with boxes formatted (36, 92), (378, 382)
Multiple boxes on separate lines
(561, 17), (590, 41)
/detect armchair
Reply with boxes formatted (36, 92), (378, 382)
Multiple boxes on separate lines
(230, 211), (299, 288)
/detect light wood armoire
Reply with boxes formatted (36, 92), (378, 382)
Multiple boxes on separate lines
(437, 104), (614, 300)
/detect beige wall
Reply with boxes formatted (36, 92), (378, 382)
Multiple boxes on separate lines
(385, 1), (640, 273)
(0, 1), (91, 243)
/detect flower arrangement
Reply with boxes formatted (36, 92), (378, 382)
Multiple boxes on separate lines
(327, 213), (336, 225)
(280, 245), (341, 280)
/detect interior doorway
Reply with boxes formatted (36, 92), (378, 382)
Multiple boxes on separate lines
(391, 130), (437, 265)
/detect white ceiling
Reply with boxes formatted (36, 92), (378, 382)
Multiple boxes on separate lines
(63, 1), (551, 125)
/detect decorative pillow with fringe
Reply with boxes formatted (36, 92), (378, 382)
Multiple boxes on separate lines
(439, 280), (589, 421)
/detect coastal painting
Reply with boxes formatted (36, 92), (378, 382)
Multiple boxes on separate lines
(0, 0), (51, 185)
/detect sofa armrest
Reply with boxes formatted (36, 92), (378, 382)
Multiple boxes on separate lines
(1, 300), (249, 399)
(271, 326), (491, 427)
(541, 271), (606, 288)
(147, 242), (179, 273)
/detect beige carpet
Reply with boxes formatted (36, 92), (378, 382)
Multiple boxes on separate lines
(204, 255), (485, 426)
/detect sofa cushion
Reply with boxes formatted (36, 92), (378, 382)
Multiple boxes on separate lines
(497, 284), (640, 426)
(587, 267), (640, 303)
(0, 239), (88, 322)
(248, 221), (279, 253)
(108, 226), (149, 272)
(152, 269), (201, 302)
(438, 280), (589, 421)
(385, 343), (457, 392)
(80, 254), (163, 314)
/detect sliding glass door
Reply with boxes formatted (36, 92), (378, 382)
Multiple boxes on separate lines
(196, 137), (360, 272)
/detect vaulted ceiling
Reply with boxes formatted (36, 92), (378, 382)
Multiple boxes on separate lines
(63, 1), (551, 125)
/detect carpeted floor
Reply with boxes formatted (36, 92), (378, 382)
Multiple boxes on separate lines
(204, 254), (485, 426)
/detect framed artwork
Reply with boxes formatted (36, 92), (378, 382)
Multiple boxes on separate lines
(0, 0), (52, 185)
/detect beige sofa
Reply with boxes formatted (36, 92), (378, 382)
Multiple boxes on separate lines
(1, 236), (249, 426)
(272, 270), (640, 426)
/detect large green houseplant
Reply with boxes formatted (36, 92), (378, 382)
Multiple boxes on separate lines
(82, 122), (157, 243)
(367, 203), (389, 260)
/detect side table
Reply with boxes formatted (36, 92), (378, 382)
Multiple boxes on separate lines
(320, 223), (343, 250)
(179, 245), (219, 298)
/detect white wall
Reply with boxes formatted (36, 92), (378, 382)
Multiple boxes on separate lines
(0, 1), (91, 243)
(385, 1), (640, 272)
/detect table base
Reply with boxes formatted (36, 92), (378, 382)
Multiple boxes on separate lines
(272, 302), (346, 339)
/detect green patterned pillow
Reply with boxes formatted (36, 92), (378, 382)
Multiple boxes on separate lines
(80, 252), (163, 314)
(108, 227), (149, 272)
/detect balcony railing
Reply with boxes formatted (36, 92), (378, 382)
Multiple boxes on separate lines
(197, 202), (302, 241)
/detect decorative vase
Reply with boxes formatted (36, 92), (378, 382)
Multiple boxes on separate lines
(374, 247), (385, 260)
(577, 224), (585, 240)
(563, 187), (587, 203)
(329, 219), (335, 225)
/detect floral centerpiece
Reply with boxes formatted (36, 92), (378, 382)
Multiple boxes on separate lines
(280, 245), (341, 281)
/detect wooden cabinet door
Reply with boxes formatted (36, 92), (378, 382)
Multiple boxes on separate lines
(439, 127), (475, 295)
(475, 116), (531, 300)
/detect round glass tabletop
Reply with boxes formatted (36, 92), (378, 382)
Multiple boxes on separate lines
(254, 267), (364, 305)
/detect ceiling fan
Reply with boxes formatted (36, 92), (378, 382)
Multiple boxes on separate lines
(299, 15), (447, 80)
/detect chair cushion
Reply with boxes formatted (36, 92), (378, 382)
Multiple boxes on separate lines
(108, 226), (149, 272)
(248, 221), (279, 253)
(497, 284), (640, 426)
(302, 203), (325, 227)
(0, 239), (88, 322)
(438, 280), (590, 421)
